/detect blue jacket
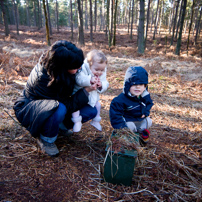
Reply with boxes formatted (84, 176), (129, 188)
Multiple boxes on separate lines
(110, 66), (153, 129)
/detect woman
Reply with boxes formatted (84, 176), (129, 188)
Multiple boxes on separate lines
(13, 40), (97, 157)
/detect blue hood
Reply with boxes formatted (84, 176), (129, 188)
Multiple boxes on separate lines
(123, 66), (148, 95)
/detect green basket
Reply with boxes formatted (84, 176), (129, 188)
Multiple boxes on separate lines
(103, 131), (139, 186)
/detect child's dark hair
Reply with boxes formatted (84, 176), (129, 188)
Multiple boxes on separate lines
(41, 40), (84, 86)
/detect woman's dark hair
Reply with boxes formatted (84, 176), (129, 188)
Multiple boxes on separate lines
(41, 40), (84, 87)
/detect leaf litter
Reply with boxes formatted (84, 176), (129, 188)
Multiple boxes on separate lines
(0, 25), (202, 201)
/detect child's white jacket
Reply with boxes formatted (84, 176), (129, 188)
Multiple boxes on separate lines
(73, 59), (109, 107)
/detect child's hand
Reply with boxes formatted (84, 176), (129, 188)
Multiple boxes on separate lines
(90, 76), (97, 84)
(141, 115), (145, 118)
(97, 77), (102, 88)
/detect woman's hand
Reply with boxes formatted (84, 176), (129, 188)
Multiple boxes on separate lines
(85, 83), (97, 92)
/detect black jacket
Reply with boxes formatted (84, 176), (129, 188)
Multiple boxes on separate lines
(13, 62), (88, 137)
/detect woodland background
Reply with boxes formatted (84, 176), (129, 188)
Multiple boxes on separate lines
(0, 0), (202, 201)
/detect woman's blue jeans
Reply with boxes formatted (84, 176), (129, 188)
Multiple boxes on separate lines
(40, 103), (97, 143)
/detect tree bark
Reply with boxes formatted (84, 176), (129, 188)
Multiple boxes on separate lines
(70, 0), (74, 40)
(112, 0), (118, 46)
(187, 0), (195, 52)
(110, 0), (113, 43)
(106, 0), (111, 46)
(130, 0), (134, 40)
(42, 0), (50, 46)
(145, 0), (151, 48)
(169, 0), (175, 34)
(175, 0), (183, 39)
(170, 0), (180, 45)
(153, 0), (160, 40)
(102, 0), (105, 30)
(194, 6), (202, 44)
(85, 0), (88, 29)
(128, 0), (131, 34)
(25, 0), (31, 27)
(158, 0), (164, 35)
(1, 0), (9, 36)
(46, 0), (52, 35)
(77, 0), (85, 45)
(12, 0), (19, 35)
(55, 0), (59, 31)
(150, 1), (154, 32)
(106, 0), (110, 37)
(89, 0), (93, 42)
(37, 0), (42, 30)
(138, 0), (145, 54)
(175, 0), (187, 55)
(94, 0), (97, 31)
(33, 1), (37, 27)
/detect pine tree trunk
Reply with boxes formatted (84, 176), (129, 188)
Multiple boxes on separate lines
(107, 0), (111, 46)
(187, 0), (195, 52)
(42, 0), (50, 46)
(110, 0), (113, 44)
(158, 0), (164, 35)
(130, 0), (134, 40)
(89, 0), (93, 42)
(106, 0), (110, 38)
(175, 0), (187, 55)
(150, 1), (154, 32)
(94, 0), (97, 32)
(145, 0), (151, 48)
(85, 0), (88, 29)
(37, 0), (42, 30)
(12, 0), (19, 35)
(99, 6), (102, 31)
(102, 1), (105, 30)
(70, 0), (73, 40)
(77, 0), (85, 45)
(169, 0), (175, 34)
(33, 1), (37, 27)
(112, 0), (118, 46)
(10, 4), (15, 25)
(46, 0), (52, 35)
(175, 0), (183, 39)
(194, 6), (202, 44)
(153, 0), (160, 40)
(25, 0), (31, 27)
(124, 0), (129, 25)
(1, 0), (9, 36)
(170, 0), (180, 45)
(135, 0), (139, 25)
(128, 0), (131, 34)
(138, 0), (145, 54)
(55, 0), (59, 31)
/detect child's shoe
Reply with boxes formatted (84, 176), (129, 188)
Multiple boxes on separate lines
(140, 129), (150, 146)
(71, 116), (82, 132)
(90, 116), (102, 131)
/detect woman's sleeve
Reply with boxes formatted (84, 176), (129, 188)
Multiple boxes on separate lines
(63, 88), (89, 113)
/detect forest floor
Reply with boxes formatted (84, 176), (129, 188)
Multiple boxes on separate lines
(0, 25), (202, 202)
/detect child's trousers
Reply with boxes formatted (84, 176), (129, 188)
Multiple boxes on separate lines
(126, 117), (152, 133)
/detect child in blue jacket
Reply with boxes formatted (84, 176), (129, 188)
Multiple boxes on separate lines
(109, 66), (153, 144)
